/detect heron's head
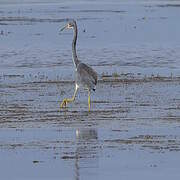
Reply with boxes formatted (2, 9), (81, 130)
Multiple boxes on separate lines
(60, 20), (77, 32)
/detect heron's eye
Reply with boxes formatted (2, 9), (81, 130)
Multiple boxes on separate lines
(67, 23), (72, 28)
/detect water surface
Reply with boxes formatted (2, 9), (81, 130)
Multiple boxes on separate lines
(0, 0), (180, 179)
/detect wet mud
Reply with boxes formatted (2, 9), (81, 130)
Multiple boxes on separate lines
(0, 0), (180, 179)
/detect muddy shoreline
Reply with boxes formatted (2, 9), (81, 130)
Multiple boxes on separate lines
(0, 1), (180, 179)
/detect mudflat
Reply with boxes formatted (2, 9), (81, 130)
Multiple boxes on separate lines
(0, 0), (180, 179)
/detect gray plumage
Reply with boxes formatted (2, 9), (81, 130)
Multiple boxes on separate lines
(70, 20), (97, 91)
(76, 63), (97, 91)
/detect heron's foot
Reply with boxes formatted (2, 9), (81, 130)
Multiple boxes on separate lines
(60, 98), (74, 108)
(60, 99), (68, 108)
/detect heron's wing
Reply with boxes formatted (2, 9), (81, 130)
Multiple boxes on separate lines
(77, 63), (97, 89)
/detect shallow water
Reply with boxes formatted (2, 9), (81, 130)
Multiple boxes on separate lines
(0, 0), (180, 179)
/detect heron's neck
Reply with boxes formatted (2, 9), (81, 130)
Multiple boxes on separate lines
(72, 26), (79, 68)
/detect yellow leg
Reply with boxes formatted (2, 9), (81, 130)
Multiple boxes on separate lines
(60, 84), (78, 108)
(88, 90), (91, 111)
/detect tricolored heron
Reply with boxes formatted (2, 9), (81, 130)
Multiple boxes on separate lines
(60, 20), (97, 111)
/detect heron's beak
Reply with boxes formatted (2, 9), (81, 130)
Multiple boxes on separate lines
(60, 25), (67, 32)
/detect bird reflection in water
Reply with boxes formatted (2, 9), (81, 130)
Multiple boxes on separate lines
(74, 128), (98, 180)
